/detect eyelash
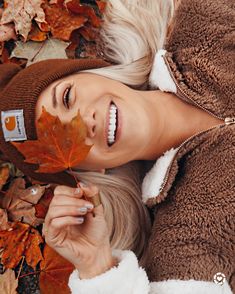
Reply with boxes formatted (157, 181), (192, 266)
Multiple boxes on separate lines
(63, 86), (71, 109)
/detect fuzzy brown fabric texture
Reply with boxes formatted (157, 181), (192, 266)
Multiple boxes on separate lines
(145, 0), (235, 291)
(145, 125), (235, 289)
(0, 59), (108, 186)
(165, 0), (235, 119)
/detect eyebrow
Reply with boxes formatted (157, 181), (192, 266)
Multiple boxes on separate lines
(52, 82), (61, 108)
(52, 86), (57, 108)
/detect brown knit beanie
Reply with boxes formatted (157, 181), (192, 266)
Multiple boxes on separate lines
(0, 59), (109, 186)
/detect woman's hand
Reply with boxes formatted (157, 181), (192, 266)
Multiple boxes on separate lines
(43, 183), (115, 279)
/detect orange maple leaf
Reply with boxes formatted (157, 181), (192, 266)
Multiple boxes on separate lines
(0, 222), (44, 269)
(12, 107), (92, 173)
(39, 245), (74, 294)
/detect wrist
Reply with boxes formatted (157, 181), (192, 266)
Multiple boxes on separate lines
(75, 246), (117, 279)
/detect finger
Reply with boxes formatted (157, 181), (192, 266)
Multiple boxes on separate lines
(93, 203), (104, 216)
(50, 195), (94, 209)
(84, 203), (104, 224)
(54, 185), (83, 198)
(46, 204), (93, 223)
(50, 215), (84, 230)
(44, 216), (84, 243)
(79, 183), (101, 207)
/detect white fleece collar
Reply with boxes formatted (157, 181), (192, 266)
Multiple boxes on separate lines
(142, 148), (178, 203)
(149, 49), (177, 93)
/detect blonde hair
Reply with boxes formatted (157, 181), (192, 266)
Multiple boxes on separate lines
(86, 0), (174, 88)
(72, 161), (151, 260)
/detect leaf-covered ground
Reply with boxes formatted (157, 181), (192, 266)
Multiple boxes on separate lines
(0, 0), (106, 293)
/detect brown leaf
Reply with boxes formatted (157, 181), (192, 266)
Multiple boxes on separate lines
(28, 23), (48, 42)
(12, 108), (92, 173)
(39, 245), (74, 294)
(43, 1), (87, 41)
(1, 0), (46, 41)
(65, 0), (101, 27)
(0, 165), (10, 190)
(79, 24), (96, 41)
(0, 23), (17, 42)
(0, 178), (45, 227)
(96, 0), (107, 13)
(0, 222), (44, 269)
(35, 187), (54, 219)
(0, 41), (3, 56)
(0, 269), (18, 294)
(10, 39), (69, 66)
(0, 208), (10, 231)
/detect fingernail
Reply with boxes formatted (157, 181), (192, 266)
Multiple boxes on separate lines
(77, 217), (84, 224)
(85, 204), (94, 210)
(74, 188), (80, 195)
(78, 207), (87, 213)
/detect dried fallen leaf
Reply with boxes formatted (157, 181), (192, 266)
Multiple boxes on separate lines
(12, 108), (92, 173)
(0, 269), (18, 294)
(0, 23), (17, 42)
(43, 1), (87, 41)
(96, 0), (107, 13)
(0, 165), (10, 190)
(35, 187), (54, 219)
(0, 208), (10, 231)
(65, 0), (101, 27)
(40, 245), (74, 294)
(28, 23), (48, 42)
(10, 39), (69, 66)
(0, 178), (45, 227)
(1, 0), (46, 41)
(0, 222), (44, 269)
(0, 41), (3, 56)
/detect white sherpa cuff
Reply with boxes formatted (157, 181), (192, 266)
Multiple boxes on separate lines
(149, 279), (233, 294)
(68, 250), (150, 294)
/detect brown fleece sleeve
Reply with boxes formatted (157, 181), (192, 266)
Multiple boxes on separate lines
(145, 125), (235, 291)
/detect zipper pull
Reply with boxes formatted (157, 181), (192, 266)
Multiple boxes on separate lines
(225, 117), (235, 125)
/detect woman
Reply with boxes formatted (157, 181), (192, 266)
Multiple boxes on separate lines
(0, 0), (234, 293)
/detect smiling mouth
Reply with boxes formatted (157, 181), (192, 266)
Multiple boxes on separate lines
(107, 102), (118, 146)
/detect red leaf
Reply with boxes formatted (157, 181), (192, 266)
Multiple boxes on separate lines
(39, 245), (74, 294)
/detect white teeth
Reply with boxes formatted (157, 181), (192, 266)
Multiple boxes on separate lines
(108, 103), (117, 145)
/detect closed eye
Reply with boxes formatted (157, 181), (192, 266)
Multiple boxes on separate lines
(63, 86), (72, 109)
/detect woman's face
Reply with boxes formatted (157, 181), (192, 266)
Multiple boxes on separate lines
(36, 73), (157, 170)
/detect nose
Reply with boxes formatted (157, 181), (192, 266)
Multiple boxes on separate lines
(83, 111), (96, 139)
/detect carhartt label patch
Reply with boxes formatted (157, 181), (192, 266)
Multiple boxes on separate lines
(1, 110), (27, 141)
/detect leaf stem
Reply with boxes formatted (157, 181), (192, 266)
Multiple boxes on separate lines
(68, 167), (79, 185)
(16, 256), (25, 279)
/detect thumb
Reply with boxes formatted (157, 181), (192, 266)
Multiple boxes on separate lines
(93, 203), (104, 218)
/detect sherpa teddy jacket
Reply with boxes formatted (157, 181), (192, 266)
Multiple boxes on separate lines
(68, 0), (235, 293)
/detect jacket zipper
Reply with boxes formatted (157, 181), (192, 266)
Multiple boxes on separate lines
(157, 56), (235, 193)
